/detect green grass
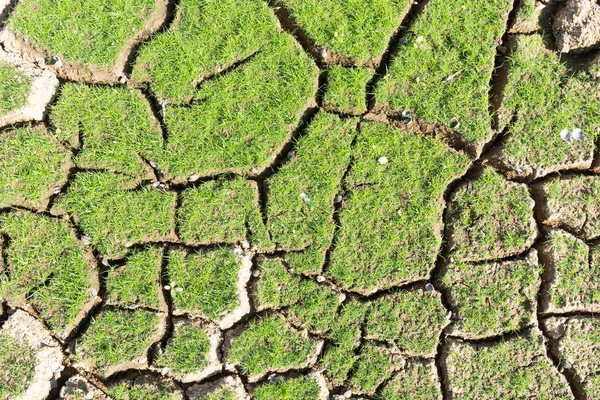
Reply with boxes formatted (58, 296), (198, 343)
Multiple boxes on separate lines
(380, 360), (441, 400)
(159, 33), (318, 181)
(0, 335), (35, 399)
(327, 121), (470, 293)
(348, 344), (393, 395)
(75, 308), (160, 376)
(375, 0), (513, 146)
(443, 251), (540, 338)
(55, 172), (176, 258)
(203, 388), (237, 400)
(0, 211), (94, 335)
(0, 62), (31, 114)
(495, 34), (600, 178)
(227, 315), (319, 377)
(167, 248), (241, 321)
(51, 84), (163, 179)
(445, 329), (572, 399)
(106, 246), (163, 309)
(280, 0), (412, 64)
(108, 379), (183, 400)
(9, 0), (158, 69)
(253, 377), (320, 400)
(178, 178), (269, 247)
(283, 246), (328, 276)
(155, 322), (211, 375)
(0, 125), (69, 210)
(364, 290), (448, 356)
(323, 66), (374, 114)
(447, 167), (536, 262)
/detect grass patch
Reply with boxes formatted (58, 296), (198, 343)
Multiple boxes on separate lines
(228, 315), (319, 377)
(155, 322), (211, 376)
(167, 248), (241, 321)
(106, 246), (163, 309)
(0, 211), (94, 335)
(447, 167), (537, 262)
(75, 308), (161, 376)
(279, 0), (412, 64)
(348, 344), (394, 395)
(445, 329), (572, 399)
(108, 379), (183, 400)
(0, 62), (31, 115)
(443, 251), (540, 338)
(159, 33), (318, 181)
(56, 172), (176, 258)
(9, 0), (158, 69)
(203, 389), (237, 400)
(493, 34), (600, 179)
(364, 290), (448, 356)
(0, 335), (35, 399)
(374, 0), (513, 146)
(178, 178), (269, 247)
(380, 360), (441, 400)
(323, 66), (374, 114)
(51, 84), (163, 179)
(253, 376), (320, 400)
(0, 125), (69, 210)
(327, 121), (470, 293)
(283, 247), (327, 276)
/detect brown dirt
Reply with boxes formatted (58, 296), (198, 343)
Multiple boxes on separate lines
(553, 0), (600, 54)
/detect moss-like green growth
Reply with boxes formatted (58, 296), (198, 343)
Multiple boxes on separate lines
(280, 0), (412, 64)
(106, 246), (163, 310)
(0, 62), (31, 115)
(444, 250), (540, 339)
(348, 344), (394, 395)
(133, 0), (279, 103)
(380, 360), (441, 400)
(75, 309), (161, 377)
(323, 66), (375, 114)
(155, 322), (211, 376)
(327, 121), (470, 293)
(228, 315), (319, 377)
(253, 377), (320, 400)
(203, 389), (237, 400)
(445, 329), (572, 399)
(178, 178), (268, 247)
(447, 167), (537, 262)
(0, 125), (69, 210)
(56, 172), (177, 258)
(364, 290), (448, 356)
(159, 34), (318, 181)
(375, 0), (513, 146)
(51, 84), (163, 179)
(0, 335), (36, 399)
(492, 34), (600, 179)
(108, 378), (183, 400)
(0, 211), (95, 335)
(168, 248), (242, 321)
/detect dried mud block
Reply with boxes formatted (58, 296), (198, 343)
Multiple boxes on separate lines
(444, 250), (540, 339)
(154, 318), (222, 383)
(59, 375), (108, 400)
(55, 172), (177, 259)
(374, 0), (514, 149)
(133, 0), (280, 103)
(444, 329), (573, 399)
(108, 375), (184, 400)
(7, 0), (168, 83)
(363, 289), (449, 357)
(159, 34), (318, 181)
(178, 178), (269, 248)
(0, 125), (70, 211)
(553, 0), (600, 54)
(0, 211), (99, 339)
(74, 308), (165, 378)
(327, 121), (470, 294)
(348, 344), (399, 396)
(447, 167), (538, 262)
(540, 175), (600, 239)
(226, 314), (323, 382)
(279, 0), (412, 66)
(168, 247), (252, 330)
(509, 0), (561, 34)
(0, 310), (64, 400)
(253, 374), (327, 400)
(322, 66), (375, 115)
(187, 375), (249, 400)
(380, 359), (441, 400)
(544, 316), (600, 399)
(51, 84), (163, 179)
(541, 229), (600, 313)
(0, 33), (58, 127)
(490, 34), (600, 180)
(267, 112), (356, 256)
(254, 258), (340, 335)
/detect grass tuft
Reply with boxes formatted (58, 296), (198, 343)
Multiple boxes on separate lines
(155, 322), (211, 375)
(0, 335), (36, 399)
(0, 62), (31, 114)
(253, 376), (320, 400)
(323, 66), (374, 114)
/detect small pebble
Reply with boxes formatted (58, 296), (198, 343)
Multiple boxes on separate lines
(378, 156), (389, 165)
(174, 287), (183, 293)
(188, 174), (200, 182)
(149, 161), (157, 168)
(424, 283), (434, 292)
(52, 56), (62, 68)
(560, 129), (571, 141)
(416, 35), (425, 43)
(299, 192), (312, 204)
(52, 186), (61, 195)
(344, 390), (352, 398)
(101, 256), (110, 267)
(81, 235), (91, 245)
(316, 275), (326, 282)
(161, 368), (169, 375)
(402, 110), (411, 118)
(252, 270), (261, 278)
(338, 293), (346, 303)
(51, 360), (63, 373)
(397, 209), (402, 216)
(151, 180), (161, 188)
(449, 119), (460, 129)
(89, 288), (98, 298)
(404, 117), (412, 125)
(572, 128), (583, 141)
(334, 194), (343, 203)
(319, 47), (328, 59)
(124, 241), (134, 248)
(164, 285), (171, 290)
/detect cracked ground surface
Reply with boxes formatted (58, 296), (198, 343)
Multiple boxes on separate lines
(0, 0), (599, 398)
